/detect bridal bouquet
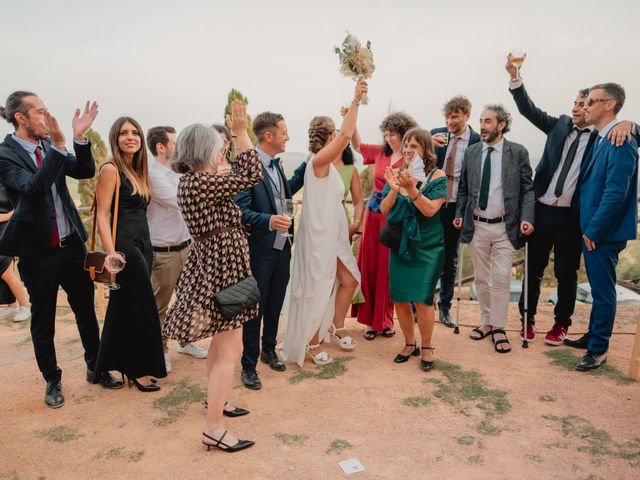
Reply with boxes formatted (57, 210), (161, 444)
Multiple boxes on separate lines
(334, 32), (375, 105)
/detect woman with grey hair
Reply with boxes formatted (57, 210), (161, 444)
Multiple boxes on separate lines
(163, 101), (263, 452)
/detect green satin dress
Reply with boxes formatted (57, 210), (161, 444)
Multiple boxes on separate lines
(382, 173), (447, 305)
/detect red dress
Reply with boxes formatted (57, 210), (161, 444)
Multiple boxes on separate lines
(352, 144), (403, 331)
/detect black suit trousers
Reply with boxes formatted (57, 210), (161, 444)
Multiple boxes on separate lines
(438, 203), (461, 312)
(241, 245), (291, 370)
(518, 203), (581, 327)
(18, 235), (99, 382)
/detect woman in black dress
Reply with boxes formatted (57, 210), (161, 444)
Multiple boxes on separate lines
(94, 116), (166, 391)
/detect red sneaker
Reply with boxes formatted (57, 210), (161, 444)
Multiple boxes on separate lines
(544, 324), (568, 346)
(519, 321), (535, 341)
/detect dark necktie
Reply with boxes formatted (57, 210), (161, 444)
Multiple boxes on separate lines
(35, 146), (60, 247)
(554, 128), (589, 198)
(270, 158), (281, 169)
(478, 146), (494, 211)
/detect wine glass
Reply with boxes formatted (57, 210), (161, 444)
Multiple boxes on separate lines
(105, 252), (126, 290)
(510, 48), (526, 79)
(281, 199), (297, 238)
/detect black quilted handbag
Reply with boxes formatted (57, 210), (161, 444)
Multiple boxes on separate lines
(378, 222), (402, 251)
(214, 276), (261, 320)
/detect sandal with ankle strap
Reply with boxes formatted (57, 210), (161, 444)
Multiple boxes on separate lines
(202, 430), (255, 453)
(470, 326), (493, 341)
(394, 343), (420, 363)
(330, 324), (356, 351)
(305, 344), (333, 365)
(420, 347), (435, 371)
(491, 329), (511, 353)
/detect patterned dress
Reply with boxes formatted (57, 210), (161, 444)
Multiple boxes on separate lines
(163, 150), (263, 343)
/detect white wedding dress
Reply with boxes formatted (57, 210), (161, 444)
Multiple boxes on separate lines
(280, 157), (361, 367)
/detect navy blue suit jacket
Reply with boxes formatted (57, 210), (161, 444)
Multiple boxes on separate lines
(430, 126), (481, 170)
(235, 160), (306, 256)
(0, 135), (95, 258)
(579, 133), (638, 243)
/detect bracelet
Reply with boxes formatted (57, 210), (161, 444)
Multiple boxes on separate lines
(351, 100), (360, 106)
(410, 192), (421, 202)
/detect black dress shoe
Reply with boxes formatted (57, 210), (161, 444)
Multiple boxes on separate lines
(420, 347), (435, 371)
(394, 344), (420, 363)
(45, 381), (64, 409)
(576, 351), (607, 371)
(241, 369), (262, 390)
(260, 350), (286, 372)
(439, 309), (454, 328)
(564, 334), (589, 349)
(87, 370), (124, 389)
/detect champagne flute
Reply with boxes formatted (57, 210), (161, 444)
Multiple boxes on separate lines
(281, 199), (297, 238)
(105, 252), (126, 290)
(510, 48), (526, 79)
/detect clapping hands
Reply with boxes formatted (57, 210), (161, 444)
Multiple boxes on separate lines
(397, 169), (415, 189)
(384, 167), (400, 192)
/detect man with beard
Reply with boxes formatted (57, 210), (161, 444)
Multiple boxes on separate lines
(454, 105), (535, 353)
(430, 96), (481, 327)
(573, 83), (638, 371)
(0, 92), (122, 409)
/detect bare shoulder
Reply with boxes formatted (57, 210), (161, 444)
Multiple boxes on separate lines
(431, 168), (446, 180)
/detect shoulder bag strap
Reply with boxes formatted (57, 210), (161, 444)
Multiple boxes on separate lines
(90, 164), (121, 250)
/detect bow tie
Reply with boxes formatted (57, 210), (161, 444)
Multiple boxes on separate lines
(269, 158), (281, 169)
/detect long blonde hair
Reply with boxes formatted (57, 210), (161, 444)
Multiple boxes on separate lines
(108, 116), (151, 198)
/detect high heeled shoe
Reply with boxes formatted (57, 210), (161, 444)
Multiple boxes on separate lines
(393, 343), (420, 363)
(202, 430), (254, 453)
(204, 400), (250, 418)
(126, 375), (161, 392)
(420, 347), (435, 371)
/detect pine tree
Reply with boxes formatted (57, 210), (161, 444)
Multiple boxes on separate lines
(77, 129), (108, 207)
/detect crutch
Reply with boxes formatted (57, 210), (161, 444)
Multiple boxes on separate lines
(453, 242), (463, 335)
(522, 240), (530, 349)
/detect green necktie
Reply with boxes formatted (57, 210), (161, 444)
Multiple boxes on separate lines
(478, 146), (494, 211)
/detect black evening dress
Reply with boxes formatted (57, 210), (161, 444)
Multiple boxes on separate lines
(95, 171), (167, 380)
(0, 185), (15, 304)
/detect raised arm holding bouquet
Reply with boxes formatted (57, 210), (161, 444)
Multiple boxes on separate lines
(335, 33), (375, 105)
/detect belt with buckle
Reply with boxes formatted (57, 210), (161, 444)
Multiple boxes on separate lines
(152, 239), (192, 253)
(473, 214), (505, 224)
(441, 202), (457, 209)
(58, 231), (78, 248)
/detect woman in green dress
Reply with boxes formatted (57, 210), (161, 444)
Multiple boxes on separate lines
(380, 128), (446, 371)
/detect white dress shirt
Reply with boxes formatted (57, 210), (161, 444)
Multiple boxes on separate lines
(538, 126), (594, 207)
(474, 139), (505, 218)
(442, 126), (471, 203)
(147, 158), (191, 247)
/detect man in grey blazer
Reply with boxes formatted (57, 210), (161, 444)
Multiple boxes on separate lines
(454, 104), (535, 353)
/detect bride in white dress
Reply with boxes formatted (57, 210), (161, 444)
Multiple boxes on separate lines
(280, 80), (368, 367)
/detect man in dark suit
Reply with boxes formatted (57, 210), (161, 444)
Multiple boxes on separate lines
(0, 91), (122, 409)
(430, 96), (481, 327)
(506, 56), (639, 346)
(455, 104), (535, 353)
(235, 112), (306, 390)
(573, 83), (638, 371)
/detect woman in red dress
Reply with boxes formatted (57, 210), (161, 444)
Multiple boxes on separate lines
(351, 112), (417, 340)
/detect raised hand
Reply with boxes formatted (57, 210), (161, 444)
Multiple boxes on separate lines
(45, 110), (65, 148)
(353, 79), (368, 104)
(226, 100), (248, 136)
(505, 54), (518, 80)
(72, 101), (99, 141)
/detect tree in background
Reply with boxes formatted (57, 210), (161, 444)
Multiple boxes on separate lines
(223, 89), (256, 148)
(77, 129), (108, 208)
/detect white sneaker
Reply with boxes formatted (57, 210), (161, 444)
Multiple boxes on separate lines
(0, 307), (17, 321)
(177, 342), (208, 359)
(164, 353), (172, 373)
(13, 306), (31, 322)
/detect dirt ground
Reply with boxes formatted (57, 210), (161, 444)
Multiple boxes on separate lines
(1, 291), (638, 480)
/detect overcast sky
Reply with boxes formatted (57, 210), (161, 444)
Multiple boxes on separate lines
(2, 0), (639, 162)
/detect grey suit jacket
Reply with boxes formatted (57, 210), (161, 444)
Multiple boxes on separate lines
(455, 139), (535, 249)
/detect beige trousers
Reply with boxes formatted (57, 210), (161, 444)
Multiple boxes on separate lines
(469, 221), (516, 329)
(151, 245), (191, 351)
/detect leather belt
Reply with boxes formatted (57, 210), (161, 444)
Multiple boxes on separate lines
(441, 202), (457, 209)
(194, 225), (240, 242)
(57, 231), (78, 248)
(152, 239), (192, 253)
(473, 214), (505, 224)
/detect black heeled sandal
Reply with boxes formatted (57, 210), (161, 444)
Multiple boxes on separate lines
(394, 343), (420, 363)
(420, 347), (435, 371)
(204, 400), (250, 418)
(202, 430), (255, 453)
(126, 375), (161, 392)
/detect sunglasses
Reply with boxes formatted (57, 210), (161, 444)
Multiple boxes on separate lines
(586, 98), (611, 107)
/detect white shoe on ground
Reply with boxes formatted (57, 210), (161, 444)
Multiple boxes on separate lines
(13, 306), (31, 322)
(177, 342), (207, 359)
(164, 353), (172, 373)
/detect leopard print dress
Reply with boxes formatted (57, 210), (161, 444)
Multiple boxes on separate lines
(162, 149), (263, 343)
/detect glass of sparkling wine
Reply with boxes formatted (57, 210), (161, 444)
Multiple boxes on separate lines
(281, 199), (297, 238)
(510, 48), (526, 79)
(105, 252), (126, 290)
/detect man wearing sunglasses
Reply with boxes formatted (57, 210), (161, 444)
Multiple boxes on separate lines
(573, 83), (638, 371)
(505, 55), (637, 348)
